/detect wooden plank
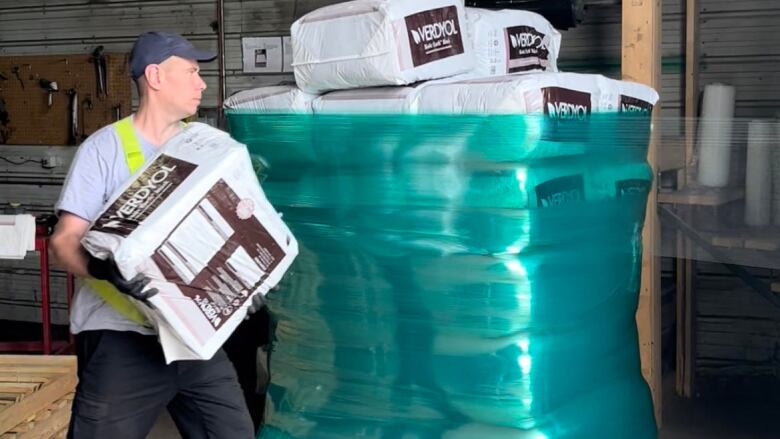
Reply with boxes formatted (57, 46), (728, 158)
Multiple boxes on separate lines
(0, 374), (52, 384)
(16, 398), (71, 439)
(684, 0), (700, 177)
(658, 137), (686, 172)
(0, 384), (39, 395)
(0, 357), (75, 368)
(623, 0), (663, 425)
(0, 367), (71, 376)
(705, 227), (780, 252)
(676, 0), (699, 400)
(0, 371), (76, 435)
(658, 186), (744, 205)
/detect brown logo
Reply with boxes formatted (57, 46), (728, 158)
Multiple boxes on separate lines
(535, 175), (584, 208)
(543, 87), (592, 120)
(619, 95), (654, 115)
(93, 155), (197, 237)
(505, 25), (550, 73)
(405, 6), (464, 67)
(616, 178), (651, 198)
(151, 180), (285, 330)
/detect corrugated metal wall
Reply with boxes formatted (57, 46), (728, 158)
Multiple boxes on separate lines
(3, 0), (775, 114)
(560, 0), (685, 136)
(0, 0), (335, 107)
(0, 0), (777, 326)
(700, 0), (780, 118)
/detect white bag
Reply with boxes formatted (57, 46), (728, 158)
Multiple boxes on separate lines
(291, 0), (474, 94)
(415, 72), (658, 115)
(312, 85), (421, 113)
(467, 8), (561, 77)
(224, 85), (318, 113)
(83, 123), (299, 363)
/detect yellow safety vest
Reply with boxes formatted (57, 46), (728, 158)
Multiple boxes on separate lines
(84, 116), (151, 327)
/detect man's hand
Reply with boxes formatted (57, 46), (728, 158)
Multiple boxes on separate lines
(246, 293), (266, 316)
(86, 255), (158, 301)
(246, 284), (280, 318)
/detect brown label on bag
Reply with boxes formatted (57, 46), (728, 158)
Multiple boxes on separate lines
(543, 87), (591, 121)
(505, 25), (550, 73)
(535, 175), (584, 208)
(93, 155), (197, 237)
(151, 179), (285, 330)
(619, 95), (653, 115)
(405, 6), (464, 67)
(616, 178), (651, 198)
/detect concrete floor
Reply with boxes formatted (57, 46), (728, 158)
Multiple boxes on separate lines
(148, 376), (780, 438)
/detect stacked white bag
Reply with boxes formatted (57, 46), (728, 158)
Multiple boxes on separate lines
(226, 3), (658, 117)
(290, 0), (474, 94)
(414, 73), (658, 115)
(467, 8), (561, 76)
(224, 85), (317, 113)
(312, 85), (421, 113)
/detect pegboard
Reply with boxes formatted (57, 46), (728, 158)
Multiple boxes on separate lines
(0, 53), (132, 145)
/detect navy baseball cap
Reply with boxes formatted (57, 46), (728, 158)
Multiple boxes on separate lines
(129, 31), (216, 80)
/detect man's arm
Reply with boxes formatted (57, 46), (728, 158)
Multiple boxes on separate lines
(50, 212), (158, 300)
(50, 212), (91, 277)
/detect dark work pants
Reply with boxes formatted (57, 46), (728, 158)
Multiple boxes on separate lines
(67, 330), (255, 439)
(222, 306), (272, 431)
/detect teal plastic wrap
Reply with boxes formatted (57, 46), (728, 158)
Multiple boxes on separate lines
(226, 112), (657, 439)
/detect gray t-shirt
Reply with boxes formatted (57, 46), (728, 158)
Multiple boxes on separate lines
(56, 117), (159, 335)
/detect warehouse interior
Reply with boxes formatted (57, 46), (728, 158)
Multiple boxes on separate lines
(1, 0), (779, 438)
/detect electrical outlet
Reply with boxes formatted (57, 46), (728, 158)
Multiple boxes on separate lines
(41, 155), (59, 169)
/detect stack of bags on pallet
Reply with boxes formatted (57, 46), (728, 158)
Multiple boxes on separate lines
(226, 1), (662, 438)
(224, 0), (657, 116)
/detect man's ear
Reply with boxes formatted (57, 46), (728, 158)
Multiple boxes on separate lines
(143, 64), (164, 91)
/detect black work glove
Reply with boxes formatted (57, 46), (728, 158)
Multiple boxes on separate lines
(86, 255), (158, 301)
(245, 284), (279, 318)
(246, 293), (266, 317)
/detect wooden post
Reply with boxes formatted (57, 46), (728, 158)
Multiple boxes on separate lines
(676, 0), (699, 399)
(622, 0), (663, 426)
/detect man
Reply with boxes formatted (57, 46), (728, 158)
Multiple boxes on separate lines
(50, 31), (255, 439)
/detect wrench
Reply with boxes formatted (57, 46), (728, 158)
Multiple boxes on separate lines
(11, 66), (24, 90)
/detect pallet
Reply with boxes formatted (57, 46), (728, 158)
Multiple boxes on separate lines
(0, 356), (77, 439)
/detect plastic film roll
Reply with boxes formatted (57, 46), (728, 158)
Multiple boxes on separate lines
(696, 83), (736, 187)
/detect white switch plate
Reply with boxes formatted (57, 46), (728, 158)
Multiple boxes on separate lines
(242, 37), (283, 74)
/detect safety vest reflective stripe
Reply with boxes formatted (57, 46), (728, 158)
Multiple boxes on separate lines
(84, 116), (150, 327)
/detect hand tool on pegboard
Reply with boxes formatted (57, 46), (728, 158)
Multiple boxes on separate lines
(11, 66), (24, 90)
(39, 79), (59, 107)
(91, 46), (108, 98)
(0, 97), (10, 144)
(68, 89), (79, 145)
(81, 96), (93, 140)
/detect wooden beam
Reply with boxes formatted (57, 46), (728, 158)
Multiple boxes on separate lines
(685, 0), (701, 176)
(676, 0), (700, 400)
(622, 0), (663, 427)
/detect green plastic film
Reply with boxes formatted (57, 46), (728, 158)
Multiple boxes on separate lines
(226, 112), (657, 439)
